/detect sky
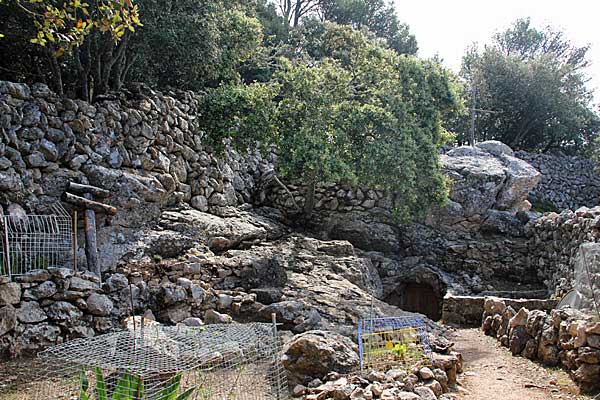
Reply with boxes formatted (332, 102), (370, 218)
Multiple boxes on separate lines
(393, 0), (600, 105)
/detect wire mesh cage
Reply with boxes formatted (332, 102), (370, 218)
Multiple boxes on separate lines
(0, 203), (73, 279)
(572, 243), (600, 317)
(357, 316), (432, 372)
(26, 322), (289, 400)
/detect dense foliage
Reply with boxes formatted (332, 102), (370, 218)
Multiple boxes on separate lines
(3, 2), (598, 218)
(0, 0), (141, 99)
(200, 24), (459, 219)
(461, 18), (600, 152)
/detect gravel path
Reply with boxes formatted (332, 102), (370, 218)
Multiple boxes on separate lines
(448, 328), (594, 400)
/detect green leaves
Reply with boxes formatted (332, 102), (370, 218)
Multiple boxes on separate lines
(3, 0), (141, 54)
(201, 25), (458, 221)
(95, 367), (108, 400)
(79, 369), (193, 400)
(461, 18), (600, 153)
(79, 370), (90, 400)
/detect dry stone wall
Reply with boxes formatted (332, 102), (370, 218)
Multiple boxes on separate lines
(516, 150), (600, 211)
(0, 80), (271, 272)
(526, 207), (600, 296)
(0, 80), (268, 218)
(482, 297), (600, 394)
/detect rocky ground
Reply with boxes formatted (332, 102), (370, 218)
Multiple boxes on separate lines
(451, 328), (592, 400)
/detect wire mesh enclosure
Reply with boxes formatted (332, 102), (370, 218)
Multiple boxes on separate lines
(29, 322), (289, 400)
(573, 243), (600, 317)
(357, 316), (432, 372)
(0, 203), (73, 279)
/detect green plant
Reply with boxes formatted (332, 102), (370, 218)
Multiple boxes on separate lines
(530, 199), (559, 214)
(79, 368), (196, 400)
(392, 343), (407, 357)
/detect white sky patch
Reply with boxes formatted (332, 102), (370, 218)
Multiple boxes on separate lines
(393, 0), (600, 105)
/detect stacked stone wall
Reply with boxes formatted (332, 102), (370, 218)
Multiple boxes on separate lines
(482, 297), (600, 393)
(517, 150), (600, 211)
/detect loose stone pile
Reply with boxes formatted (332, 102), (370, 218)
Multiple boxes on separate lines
(0, 268), (109, 356)
(482, 297), (600, 393)
(281, 330), (463, 400)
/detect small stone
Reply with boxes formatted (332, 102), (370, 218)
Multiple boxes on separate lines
(0, 305), (17, 335)
(105, 274), (129, 292)
(424, 378), (443, 397)
(366, 370), (385, 382)
(180, 317), (204, 327)
(177, 278), (192, 289)
(397, 393), (419, 400)
(292, 385), (306, 397)
(385, 368), (407, 382)
(509, 308), (529, 328)
(86, 293), (114, 316)
(69, 276), (100, 291)
(26, 281), (57, 299)
(204, 309), (233, 324)
(46, 301), (83, 321)
(17, 301), (47, 323)
(588, 334), (600, 349)
(0, 282), (21, 305)
(419, 367), (435, 380)
(414, 386), (437, 400)
(217, 294), (233, 310)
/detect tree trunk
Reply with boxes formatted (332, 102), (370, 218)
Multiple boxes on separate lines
(47, 50), (64, 96)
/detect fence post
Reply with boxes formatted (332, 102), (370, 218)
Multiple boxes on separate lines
(271, 313), (282, 400)
(0, 210), (11, 281)
(73, 210), (77, 273)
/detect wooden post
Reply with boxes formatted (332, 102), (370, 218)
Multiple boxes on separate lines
(271, 312), (282, 400)
(84, 193), (100, 280)
(73, 210), (78, 273)
(62, 192), (117, 215)
(469, 83), (477, 147)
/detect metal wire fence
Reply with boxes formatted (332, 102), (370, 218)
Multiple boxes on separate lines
(27, 322), (288, 400)
(357, 316), (432, 372)
(0, 203), (73, 279)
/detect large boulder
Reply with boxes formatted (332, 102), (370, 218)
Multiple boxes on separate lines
(281, 330), (359, 385)
(441, 142), (540, 218)
(441, 146), (507, 217)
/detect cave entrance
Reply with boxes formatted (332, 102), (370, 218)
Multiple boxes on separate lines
(400, 283), (441, 321)
(385, 282), (443, 321)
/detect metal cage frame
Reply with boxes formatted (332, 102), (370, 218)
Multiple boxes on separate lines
(0, 203), (73, 279)
(27, 322), (289, 400)
(357, 316), (433, 372)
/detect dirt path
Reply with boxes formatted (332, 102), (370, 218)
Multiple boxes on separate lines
(448, 328), (593, 400)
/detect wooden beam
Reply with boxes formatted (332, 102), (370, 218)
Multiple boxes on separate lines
(68, 182), (111, 198)
(62, 192), (117, 215)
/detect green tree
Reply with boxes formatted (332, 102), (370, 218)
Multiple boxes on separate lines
(200, 27), (459, 220)
(462, 18), (600, 152)
(0, 0), (141, 99)
(128, 0), (263, 90)
(319, 0), (417, 55)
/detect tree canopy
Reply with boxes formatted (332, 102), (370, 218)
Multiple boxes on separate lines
(200, 24), (459, 219)
(461, 18), (600, 152)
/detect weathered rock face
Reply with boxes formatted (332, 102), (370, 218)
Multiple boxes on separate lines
(282, 330), (359, 385)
